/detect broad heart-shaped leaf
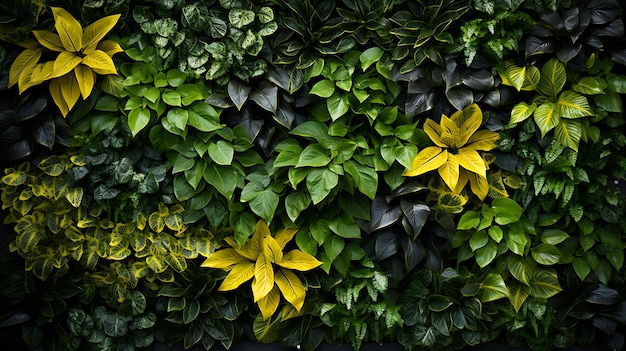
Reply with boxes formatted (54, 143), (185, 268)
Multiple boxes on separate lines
(502, 61), (526, 91)
(556, 90), (593, 118)
(403, 147), (447, 177)
(491, 197), (523, 225)
(538, 58), (566, 100)
(369, 195), (402, 232)
(296, 144), (331, 168)
(250, 189), (279, 224)
(509, 102), (536, 125)
(534, 101), (560, 137)
(326, 93), (350, 121)
(478, 273), (509, 303)
(227, 80), (252, 110)
(508, 282), (531, 312)
(554, 119), (582, 151)
(203, 165), (238, 200)
(218, 261), (255, 291)
(82, 14), (120, 53)
(128, 108), (151, 137)
(309, 79), (335, 98)
(475, 240), (497, 268)
(208, 140), (234, 165)
(306, 168), (339, 204)
(344, 160), (378, 200)
(572, 77), (607, 95)
(530, 268), (561, 298)
(250, 81), (278, 112)
(400, 199), (430, 238)
(507, 255), (535, 286)
(530, 243), (561, 265)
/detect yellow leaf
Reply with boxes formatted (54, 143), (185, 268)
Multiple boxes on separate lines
(273, 227), (298, 250)
(148, 211), (166, 233)
(82, 50), (117, 75)
(465, 130), (499, 151)
(277, 250), (322, 271)
(9, 48), (42, 90)
(438, 153), (460, 191)
(30, 62), (55, 85)
(238, 220), (267, 261)
(219, 261), (255, 291)
(453, 169), (470, 194)
(423, 119), (446, 147)
(57, 74), (81, 113)
(252, 254), (275, 302)
(467, 172), (489, 200)
(52, 7), (83, 52)
(275, 268), (306, 311)
(64, 187), (83, 207)
(74, 64), (95, 99)
(257, 286), (280, 321)
(52, 51), (81, 78)
(403, 147), (447, 177)
(201, 248), (247, 270)
(82, 14), (120, 53)
(439, 113), (461, 148)
(457, 103), (482, 146)
(32, 30), (64, 51)
(456, 148), (487, 177)
(263, 235), (283, 263)
(508, 283), (531, 312)
(97, 39), (124, 56)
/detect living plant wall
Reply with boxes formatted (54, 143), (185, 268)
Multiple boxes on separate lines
(0, 0), (625, 350)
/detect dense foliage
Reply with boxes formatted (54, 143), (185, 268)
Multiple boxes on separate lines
(1, 0), (625, 350)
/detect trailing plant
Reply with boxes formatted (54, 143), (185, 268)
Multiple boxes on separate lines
(403, 103), (500, 200)
(319, 258), (403, 350)
(201, 220), (322, 320)
(67, 290), (157, 351)
(8, 7), (123, 116)
(396, 266), (496, 351)
(155, 261), (245, 350)
(127, 0), (277, 84)
(454, 197), (564, 311)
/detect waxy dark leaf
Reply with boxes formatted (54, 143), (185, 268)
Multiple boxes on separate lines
(375, 231), (399, 261)
(227, 80), (252, 110)
(32, 115), (55, 149)
(17, 93), (48, 122)
(402, 235), (425, 271)
(401, 199), (431, 238)
(250, 81), (278, 112)
(585, 284), (622, 305)
(369, 195), (402, 232)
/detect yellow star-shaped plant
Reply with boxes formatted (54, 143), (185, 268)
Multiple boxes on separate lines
(8, 7), (123, 116)
(403, 103), (499, 199)
(201, 220), (322, 320)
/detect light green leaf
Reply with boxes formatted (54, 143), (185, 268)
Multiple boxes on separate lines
(538, 58), (566, 100)
(208, 140), (234, 165)
(491, 197), (523, 225)
(475, 240), (497, 268)
(344, 160), (378, 200)
(556, 90), (593, 118)
(554, 119), (582, 152)
(530, 244), (561, 265)
(572, 77), (607, 95)
(478, 273), (509, 302)
(507, 255), (535, 285)
(530, 268), (562, 298)
(509, 102), (536, 125)
(327, 93), (350, 121)
(203, 165), (238, 199)
(296, 144), (331, 168)
(359, 47), (383, 71)
(309, 79), (335, 98)
(328, 213), (361, 239)
(250, 189), (279, 224)
(306, 168), (339, 204)
(128, 108), (151, 137)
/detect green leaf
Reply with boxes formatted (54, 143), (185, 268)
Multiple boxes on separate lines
(167, 108), (189, 130)
(538, 58), (566, 100)
(572, 77), (607, 95)
(491, 197), (523, 225)
(475, 240), (497, 268)
(457, 211), (480, 230)
(488, 226), (503, 243)
(274, 144), (303, 168)
(554, 119), (582, 151)
(285, 190), (311, 222)
(540, 229), (569, 245)
(128, 108), (151, 137)
(326, 93), (350, 121)
(309, 79), (335, 98)
(229, 9), (255, 28)
(306, 168), (339, 204)
(359, 47), (384, 71)
(507, 255), (535, 285)
(204, 165), (238, 199)
(469, 230), (489, 251)
(509, 102), (536, 125)
(167, 69), (187, 87)
(328, 213), (361, 239)
(162, 90), (182, 106)
(344, 160), (378, 200)
(593, 91), (623, 113)
(323, 235), (345, 263)
(249, 189), (279, 224)
(572, 257), (591, 281)
(208, 140), (234, 165)
(478, 273), (509, 302)
(296, 144), (331, 168)
(534, 101), (560, 137)
(508, 283), (530, 312)
(530, 244), (561, 265)
(530, 268), (561, 298)
(556, 90), (593, 118)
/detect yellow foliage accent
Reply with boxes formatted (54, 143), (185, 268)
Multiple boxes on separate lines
(202, 220), (321, 320)
(8, 7), (121, 116)
(404, 103), (499, 201)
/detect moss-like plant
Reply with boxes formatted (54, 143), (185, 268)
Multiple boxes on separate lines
(202, 219), (322, 320)
(8, 7), (123, 116)
(403, 103), (499, 200)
